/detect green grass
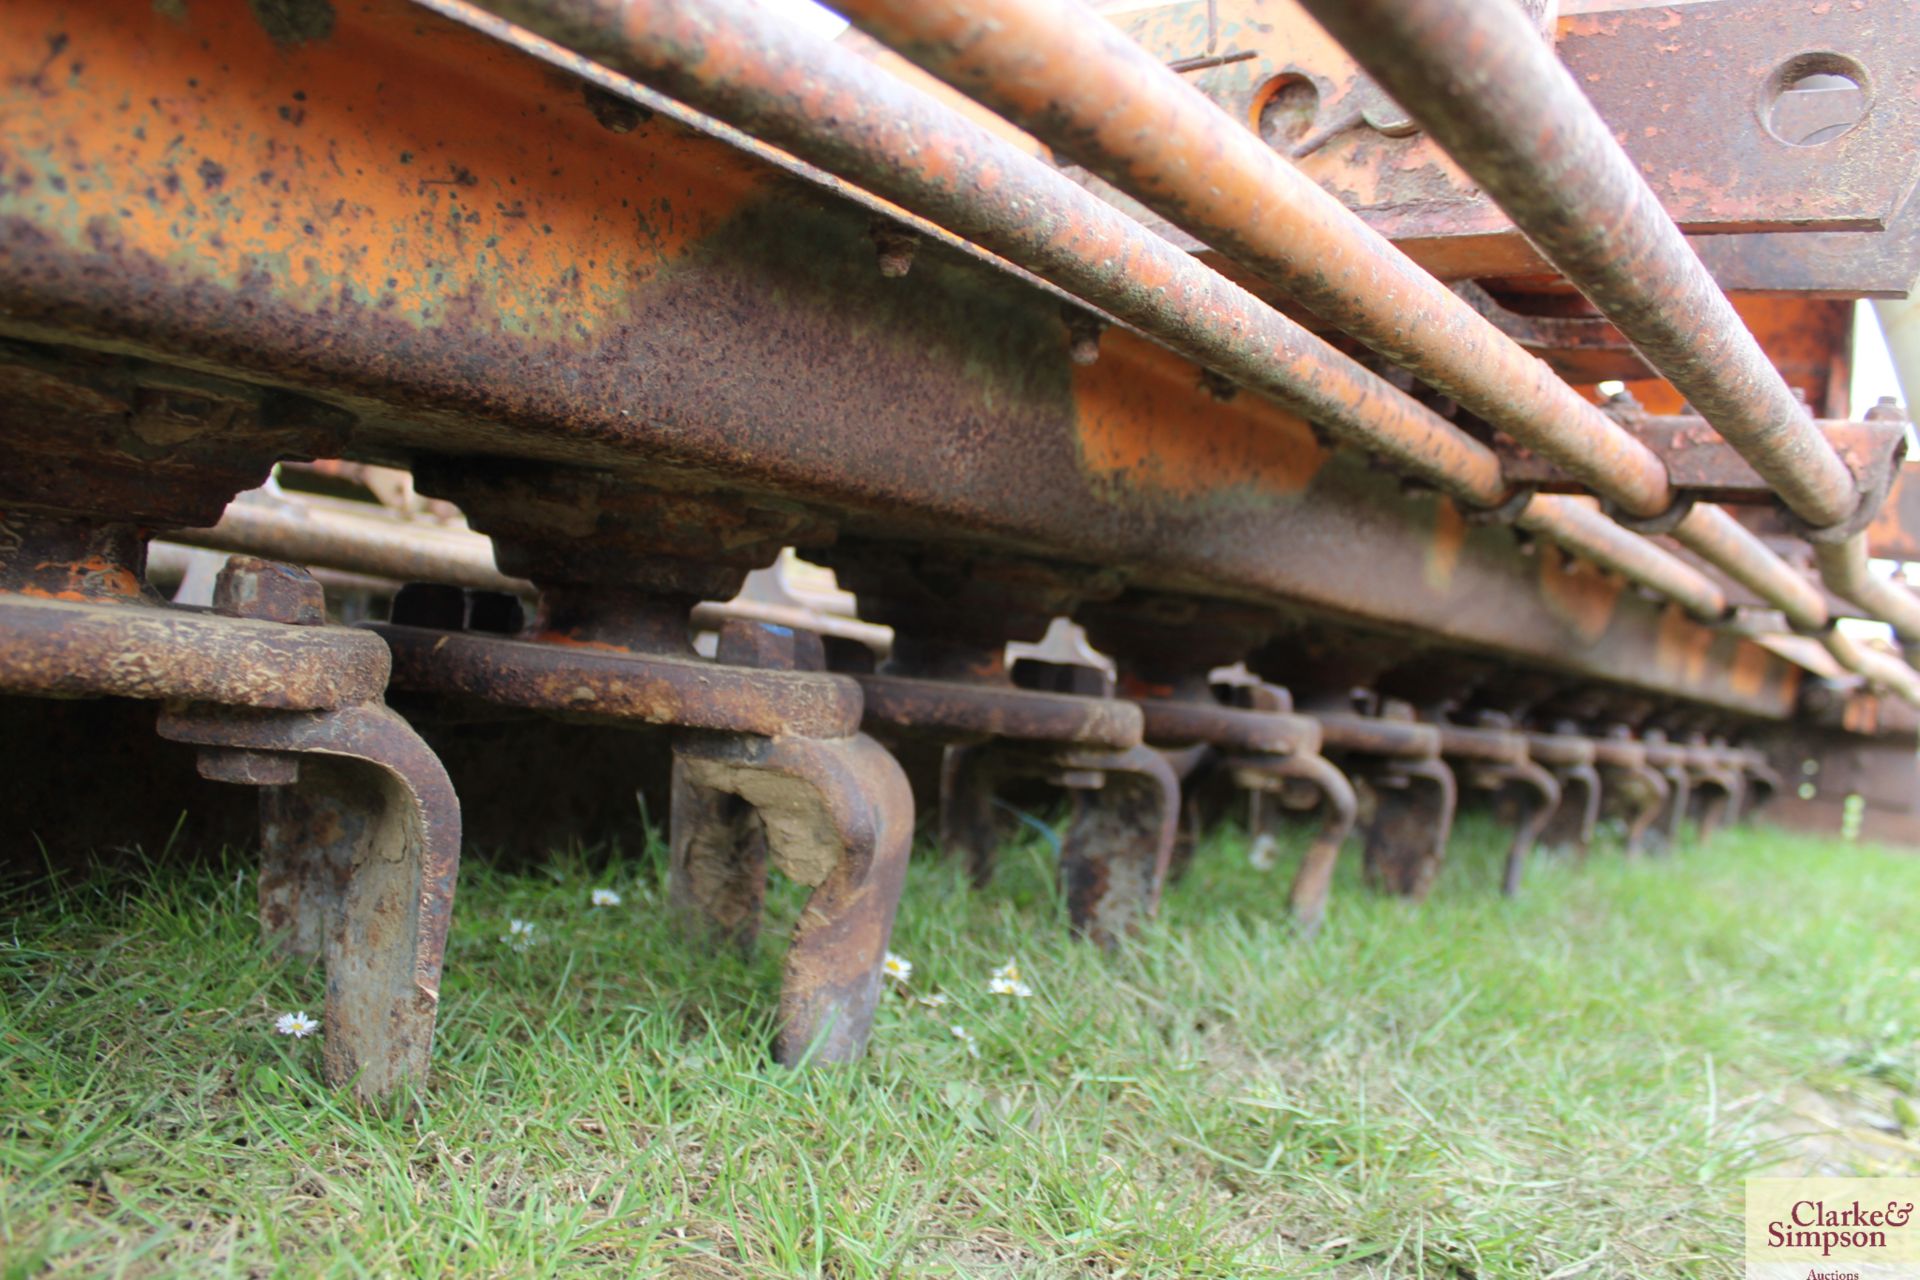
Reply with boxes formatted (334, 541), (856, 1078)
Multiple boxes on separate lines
(3, 814), (1917, 1278)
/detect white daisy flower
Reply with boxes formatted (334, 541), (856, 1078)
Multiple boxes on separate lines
(950, 1024), (979, 1056)
(988, 959), (1034, 999)
(502, 918), (537, 950)
(275, 1010), (319, 1039)
(589, 888), (622, 908)
(882, 951), (913, 984)
(917, 993), (950, 1009)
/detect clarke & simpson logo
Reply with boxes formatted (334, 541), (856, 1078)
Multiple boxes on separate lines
(1746, 1179), (1920, 1279)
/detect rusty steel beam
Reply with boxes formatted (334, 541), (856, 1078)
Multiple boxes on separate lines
(1693, 186), (1920, 300)
(453, 0), (1762, 647)
(1294, 0), (1883, 537)
(0, 0), (1806, 717)
(1498, 415), (1908, 507)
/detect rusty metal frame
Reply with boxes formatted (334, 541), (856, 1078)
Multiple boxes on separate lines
(0, 1), (1826, 721)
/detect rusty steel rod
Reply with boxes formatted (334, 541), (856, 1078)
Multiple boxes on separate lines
(1671, 506), (1829, 634)
(464, 0), (1920, 699)
(465, 0), (1511, 512)
(1816, 537), (1920, 643)
(1302, 0), (1920, 658)
(824, 0), (1920, 694)
(827, 0), (1675, 520)
(464, 0), (1751, 629)
(1293, 0), (1920, 660)
(1517, 497), (1725, 621)
(1823, 627), (1920, 703)
(1295, 0), (1860, 531)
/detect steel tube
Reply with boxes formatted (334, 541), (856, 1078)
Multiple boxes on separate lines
(1815, 535), (1920, 640)
(1823, 627), (1920, 703)
(829, 0), (1675, 519)
(462, 0), (1920, 700)
(823, 0), (1920, 693)
(1671, 506), (1828, 634)
(464, 0), (1771, 646)
(467, 0), (1511, 509)
(1516, 497), (1726, 622)
(1297, 0), (1860, 531)
(1285, 0), (1920, 699)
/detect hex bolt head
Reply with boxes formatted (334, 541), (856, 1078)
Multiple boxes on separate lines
(716, 618), (826, 672)
(1866, 395), (1909, 423)
(1061, 305), (1105, 366)
(212, 556), (325, 625)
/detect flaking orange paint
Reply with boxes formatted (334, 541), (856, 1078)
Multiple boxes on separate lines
(2, 0), (769, 343)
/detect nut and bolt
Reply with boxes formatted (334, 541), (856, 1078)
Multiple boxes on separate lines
(201, 556), (323, 785)
(1866, 395), (1909, 423)
(716, 618), (827, 672)
(213, 556), (326, 626)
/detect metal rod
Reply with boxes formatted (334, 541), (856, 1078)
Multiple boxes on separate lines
(1516, 497), (1725, 621)
(1298, 0), (1920, 679)
(1671, 506), (1828, 634)
(465, 0), (1511, 512)
(1295, 0), (1861, 531)
(823, 0), (1920, 696)
(463, 0), (1920, 699)
(1815, 535), (1920, 642)
(1823, 626), (1920, 703)
(828, 0), (1675, 519)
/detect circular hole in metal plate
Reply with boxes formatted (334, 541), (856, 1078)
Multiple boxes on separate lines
(1762, 52), (1870, 147)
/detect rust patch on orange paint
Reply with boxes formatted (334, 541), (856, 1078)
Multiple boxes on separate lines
(1071, 329), (1325, 502)
(1, 0), (770, 345)
(1425, 499), (1467, 591)
(1537, 543), (1625, 642)
(25, 556), (143, 601)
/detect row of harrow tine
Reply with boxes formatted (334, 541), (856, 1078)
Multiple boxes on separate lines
(0, 534), (1782, 1099)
